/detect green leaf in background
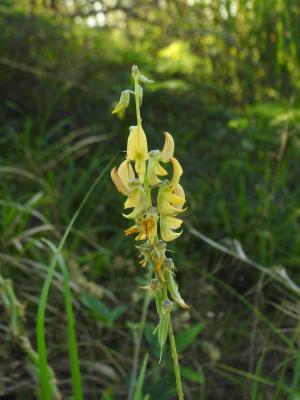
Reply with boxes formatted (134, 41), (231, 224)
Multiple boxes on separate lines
(175, 322), (205, 353)
(181, 367), (204, 385)
(100, 385), (115, 400)
(80, 294), (126, 327)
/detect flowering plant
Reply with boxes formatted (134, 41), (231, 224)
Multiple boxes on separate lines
(111, 65), (189, 399)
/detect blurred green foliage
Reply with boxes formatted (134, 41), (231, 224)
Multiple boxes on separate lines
(1, 0), (300, 399)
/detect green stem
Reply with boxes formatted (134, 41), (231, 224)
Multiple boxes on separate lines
(128, 263), (153, 400)
(134, 76), (142, 127)
(169, 318), (184, 400)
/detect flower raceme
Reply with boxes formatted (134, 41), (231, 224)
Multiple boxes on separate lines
(111, 66), (189, 365)
(111, 130), (186, 243)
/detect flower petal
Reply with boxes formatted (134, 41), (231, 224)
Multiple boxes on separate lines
(168, 192), (185, 207)
(118, 160), (135, 185)
(165, 216), (183, 229)
(155, 162), (168, 176)
(127, 125), (148, 162)
(160, 215), (182, 242)
(135, 159), (146, 179)
(157, 187), (186, 216)
(111, 167), (130, 195)
(170, 157), (183, 189)
(124, 191), (139, 209)
(161, 132), (174, 162)
(147, 159), (161, 186)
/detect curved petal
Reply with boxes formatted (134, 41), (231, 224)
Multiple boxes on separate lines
(111, 167), (130, 195)
(173, 183), (185, 200)
(160, 215), (182, 242)
(170, 157), (183, 189)
(161, 132), (174, 162)
(157, 187), (186, 216)
(118, 160), (135, 186)
(124, 191), (139, 209)
(155, 162), (168, 176)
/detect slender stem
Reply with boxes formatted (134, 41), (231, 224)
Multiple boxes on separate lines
(128, 263), (153, 400)
(169, 318), (184, 400)
(134, 77), (142, 126)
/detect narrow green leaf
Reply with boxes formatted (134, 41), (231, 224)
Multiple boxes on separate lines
(36, 157), (116, 400)
(80, 294), (126, 326)
(43, 239), (83, 400)
(175, 322), (204, 353)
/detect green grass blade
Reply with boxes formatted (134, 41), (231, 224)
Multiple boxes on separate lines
(290, 348), (300, 400)
(133, 353), (149, 400)
(36, 156), (116, 400)
(251, 337), (268, 400)
(43, 239), (83, 400)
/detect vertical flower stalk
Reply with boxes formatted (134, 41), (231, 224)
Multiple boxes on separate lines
(111, 65), (189, 400)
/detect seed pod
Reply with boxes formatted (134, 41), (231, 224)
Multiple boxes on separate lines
(165, 268), (190, 309)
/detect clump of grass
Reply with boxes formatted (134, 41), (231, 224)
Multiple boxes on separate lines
(0, 273), (61, 399)
(111, 65), (189, 400)
(36, 157), (115, 399)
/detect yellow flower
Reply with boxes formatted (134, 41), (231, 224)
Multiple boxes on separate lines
(157, 181), (185, 216)
(124, 207), (158, 243)
(158, 182), (185, 241)
(157, 158), (186, 241)
(111, 160), (149, 219)
(123, 185), (149, 219)
(147, 132), (175, 186)
(127, 125), (148, 180)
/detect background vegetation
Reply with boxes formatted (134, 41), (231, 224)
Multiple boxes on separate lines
(1, 0), (300, 399)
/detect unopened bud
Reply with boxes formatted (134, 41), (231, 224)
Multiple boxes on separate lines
(112, 90), (130, 114)
(132, 65), (140, 80)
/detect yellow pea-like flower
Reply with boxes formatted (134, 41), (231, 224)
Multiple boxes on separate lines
(123, 187), (149, 219)
(157, 181), (186, 216)
(111, 160), (149, 219)
(127, 125), (148, 180)
(124, 208), (158, 243)
(147, 132), (175, 186)
(147, 151), (168, 186)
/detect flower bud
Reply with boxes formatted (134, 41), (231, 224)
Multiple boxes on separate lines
(112, 90), (130, 114)
(132, 65), (140, 79)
